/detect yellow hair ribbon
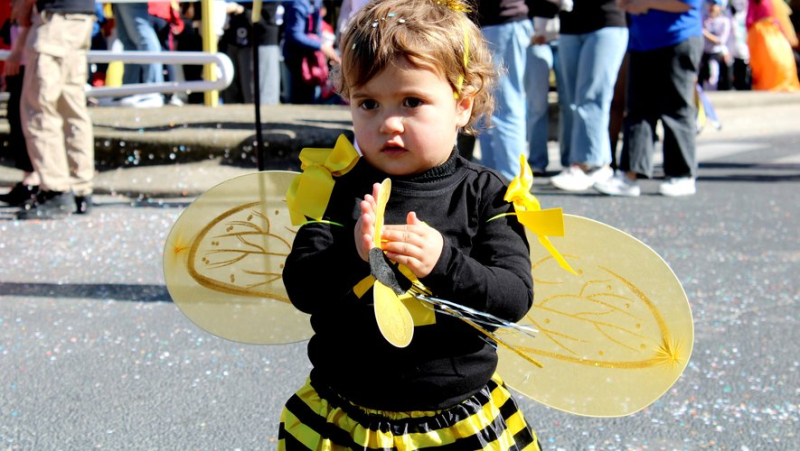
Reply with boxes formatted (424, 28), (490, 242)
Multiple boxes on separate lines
(435, 0), (471, 13)
(286, 135), (360, 226)
(504, 156), (577, 274)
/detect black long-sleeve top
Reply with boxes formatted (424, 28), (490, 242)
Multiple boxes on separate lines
(283, 149), (533, 411)
(559, 0), (627, 34)
(473, 0), (531, 26)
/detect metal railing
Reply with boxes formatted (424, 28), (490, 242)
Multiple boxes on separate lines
(0, 50), (234, 102)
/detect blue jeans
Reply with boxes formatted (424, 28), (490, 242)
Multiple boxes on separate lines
(113, 2), (163, 85)
(558, 27), (628, 167)
(479, 19), (533, 181)
(525, 41), (567, 172)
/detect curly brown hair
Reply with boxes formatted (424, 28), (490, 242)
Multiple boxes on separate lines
(333, 0), (496, 135)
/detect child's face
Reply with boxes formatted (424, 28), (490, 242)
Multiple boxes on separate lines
(708, 3), (722, 17)
(349, 57), (473, 176)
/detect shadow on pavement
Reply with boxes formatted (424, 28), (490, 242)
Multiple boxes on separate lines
(698, 161), (800, 183)
(0, 282), (171, 302)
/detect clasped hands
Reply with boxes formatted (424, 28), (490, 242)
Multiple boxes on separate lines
(356, 183), (443, 279)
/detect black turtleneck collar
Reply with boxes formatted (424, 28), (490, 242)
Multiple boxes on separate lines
(393, 148), (460, 183)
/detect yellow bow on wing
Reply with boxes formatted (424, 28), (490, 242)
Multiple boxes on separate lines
(286, 135), (360, 226)
(504, 156), (576, 274)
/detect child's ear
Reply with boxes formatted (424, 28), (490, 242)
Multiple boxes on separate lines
(455, 88), (475, 128)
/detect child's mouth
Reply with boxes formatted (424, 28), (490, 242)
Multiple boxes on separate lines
(381, 145), (407, 156)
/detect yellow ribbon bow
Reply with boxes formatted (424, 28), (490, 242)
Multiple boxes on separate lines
(504, 156), (576, 274)
(435, 0), (471, 13)
(286, 135), (360, 226)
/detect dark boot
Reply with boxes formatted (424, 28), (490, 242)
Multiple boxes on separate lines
(17, 190), (75, 220)
(0, 182), (39, 207)
(75, 194), (92, 215)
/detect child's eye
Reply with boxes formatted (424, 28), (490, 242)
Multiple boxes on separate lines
(403, 97), (424, 108)
(359, 99), (379, 110)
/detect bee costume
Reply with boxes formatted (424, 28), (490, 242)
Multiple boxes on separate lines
(279, 138), (539, 449)
(164, 137), (693, 449)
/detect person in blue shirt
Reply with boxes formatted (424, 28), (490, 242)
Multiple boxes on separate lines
(594, 0), (703, 197)
(282, 0), (340, 104)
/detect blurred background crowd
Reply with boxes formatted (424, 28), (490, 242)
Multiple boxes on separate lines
(0, 0), (799, 218)
(2, 0), (797, 108)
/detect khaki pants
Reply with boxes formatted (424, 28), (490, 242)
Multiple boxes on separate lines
(22, 11), (95, 195)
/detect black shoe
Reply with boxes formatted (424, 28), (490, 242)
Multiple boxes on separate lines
(0, 182), (39, 207)
(17, 190), (75, 220)
(75, 194), (92, 215)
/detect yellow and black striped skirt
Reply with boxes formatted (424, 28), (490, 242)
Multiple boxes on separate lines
(278, 373), (540, 450)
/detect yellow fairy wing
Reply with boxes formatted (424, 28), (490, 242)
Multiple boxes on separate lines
(163, 171), (312, 345)
(374, 281), (415, 348)
(497, 214), (693, 417)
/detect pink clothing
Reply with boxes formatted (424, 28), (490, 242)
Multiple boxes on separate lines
(746, 0), (777, 30)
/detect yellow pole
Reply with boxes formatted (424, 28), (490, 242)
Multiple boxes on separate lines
(201, 0), (219, 106)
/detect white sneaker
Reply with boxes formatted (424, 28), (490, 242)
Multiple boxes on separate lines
(119, 93), (165, 108)
(659, 177), (696, 197)
(551, 165), (613, 192)
(594, 173), (641, 197)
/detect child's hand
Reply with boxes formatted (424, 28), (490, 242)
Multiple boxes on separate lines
(382, 212), (443, 279)
(355, 183), (381, 262)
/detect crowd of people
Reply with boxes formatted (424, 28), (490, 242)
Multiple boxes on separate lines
(1, 0), (799, 219)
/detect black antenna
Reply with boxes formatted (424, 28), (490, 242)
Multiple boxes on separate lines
(252, 2), (266, 171)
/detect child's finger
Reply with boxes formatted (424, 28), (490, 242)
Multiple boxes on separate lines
(372, 182), (381, 201)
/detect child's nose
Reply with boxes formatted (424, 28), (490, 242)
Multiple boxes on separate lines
(380, 114), (404, 134)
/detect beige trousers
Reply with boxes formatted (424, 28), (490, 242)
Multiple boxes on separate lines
(22, 11), (95, 195)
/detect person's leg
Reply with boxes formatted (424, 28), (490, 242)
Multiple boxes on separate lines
(526, 42), (554, 173)
(717, 53), (732, 90)
(259, 45), (281, 105)
(22, 34), (70, 193)
(477, 20), (533, 181)
(556, 33), (581, 168)
(566, 26), (628, 168)
(660, 36), (703, 180)
(551, 42), (570, 168)
(698, 52), (710, 88)
(114, 2), (163, 85)
(238, 46), (255, 104)
(6, 70), (33, 173)
(285, 56), (315, 104)
(619, 49), (659, 178)
(177, 25), (205, 104)
(59, 15), (95, 197)
(732, 57), (751, 90)
(707, 54), (720, 90)
(595, 47), (656, 196)
(151, 15), (176, 83)
(112, 3), (140, 85)
(608, 52), (630, 169)
(222, 46), (246, 104)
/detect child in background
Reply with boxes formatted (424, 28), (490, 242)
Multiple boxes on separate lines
(727, 0), (751, 90)
(279, 0), (539, 448)
(701, 0), (732, 90)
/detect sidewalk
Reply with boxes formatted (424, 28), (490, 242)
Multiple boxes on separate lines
(1, 90), (798, 198)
